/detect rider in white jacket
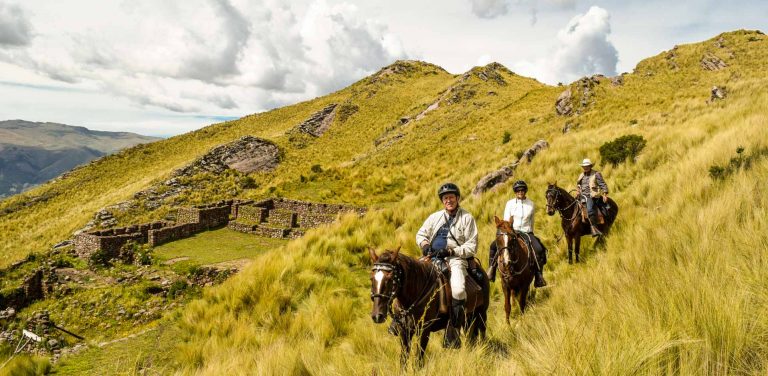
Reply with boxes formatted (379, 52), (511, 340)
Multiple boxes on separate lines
(488, 180), (548, 287)
(416, 182), (478, 349)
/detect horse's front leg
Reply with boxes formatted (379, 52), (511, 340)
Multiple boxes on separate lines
(567, 235), (574, 264)
(575, 236), (581, 263)
(399, 328), (414, 369)
(416, 331), (430, 368)
(518, 284), (530, 314)
(503, 285), (512, 325)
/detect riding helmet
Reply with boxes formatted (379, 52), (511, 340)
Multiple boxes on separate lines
(437, 182), (461, 199)
(512, 180), (528, 192)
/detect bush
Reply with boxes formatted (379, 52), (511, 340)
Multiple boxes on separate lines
(709, 146), (768, 181)
(502, 131), (511, 144)
(311, 164), (323, 173)
(599, 134), (647, 166)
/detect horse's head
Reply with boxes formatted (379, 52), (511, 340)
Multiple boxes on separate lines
(545, 182), (560, 216)
(368, 246), (401, 324)
(494, 216), (518, 268)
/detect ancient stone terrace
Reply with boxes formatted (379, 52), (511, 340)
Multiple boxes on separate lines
(227, 198), (366, 239)
(74, 198), (365, 261)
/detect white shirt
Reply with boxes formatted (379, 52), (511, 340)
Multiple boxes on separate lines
(503, 198), (535, 233)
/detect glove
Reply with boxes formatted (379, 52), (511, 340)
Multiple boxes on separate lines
(421, 243), (431, 256)
(433, 248), (451, 258)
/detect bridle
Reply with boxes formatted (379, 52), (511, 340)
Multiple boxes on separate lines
(371, 262), (402, 315)
(370, 258), (440, 323)
(546, 187), (579, 221)
(496, 230), (529, 277)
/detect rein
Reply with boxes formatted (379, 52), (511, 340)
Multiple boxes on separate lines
(371, 259), (439, 322)
(547, 188), (580, 222)
(496, 232), (530, 277)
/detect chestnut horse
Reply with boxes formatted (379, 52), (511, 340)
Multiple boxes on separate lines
(545, 183), (619, 263)
(369, 247), (489, 367)
(494, 216), (535, 323)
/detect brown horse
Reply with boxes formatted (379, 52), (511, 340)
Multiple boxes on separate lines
(369, 247), (489, 367)
(493, 216), (535, 323)
(545, 183), (619, 263)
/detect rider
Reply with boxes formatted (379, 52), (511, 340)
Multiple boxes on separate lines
(576, 158), (610, 237)
(416, 182), (478, 349)
(487, 180), (548, 288)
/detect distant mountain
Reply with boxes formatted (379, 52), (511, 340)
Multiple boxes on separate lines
(0, 120), (160, 198)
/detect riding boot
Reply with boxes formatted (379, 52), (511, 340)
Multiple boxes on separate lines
(443, 299), (464, 349)
(588, 215), (603, 237)
(487, 261), (497, 282)
(534, 270), (547, 288)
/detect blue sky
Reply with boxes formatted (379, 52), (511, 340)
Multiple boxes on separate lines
(0, 0), (766, 136)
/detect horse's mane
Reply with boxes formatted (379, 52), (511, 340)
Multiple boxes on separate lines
(549, 183), (575, 202)
(378, 251), (436, 278)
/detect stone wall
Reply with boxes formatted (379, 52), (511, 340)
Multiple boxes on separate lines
(235, 205), (268, 223)
(74, 222), (166, 259)
(267, 209), (297, 228)
(148, 223), (200, 247)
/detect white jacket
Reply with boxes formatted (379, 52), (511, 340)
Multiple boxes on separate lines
(416, 207), (478, 259)
(503, 198), (534, 233)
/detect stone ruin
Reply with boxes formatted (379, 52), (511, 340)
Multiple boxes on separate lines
(73, 198), (366, 262)
(227, 198), (367, 239)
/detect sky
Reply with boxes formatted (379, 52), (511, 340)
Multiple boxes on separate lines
(0, 0), (766, 137)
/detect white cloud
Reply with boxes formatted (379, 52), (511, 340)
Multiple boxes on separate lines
(0, 0), (407, 115)
(469, 0), (508, 19)
(513, 5), (618, 85)
(0, 1), (32, 46)
(549, 6), (618, 82)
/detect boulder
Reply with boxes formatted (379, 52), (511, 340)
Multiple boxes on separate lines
(472, 139), (548, 196)
(709, 86), (727, 102)
(174, 136), (280, 176)
(701, 53), (727, 71)
(555, 89), (573, 116)
(296, 104), (338, 137)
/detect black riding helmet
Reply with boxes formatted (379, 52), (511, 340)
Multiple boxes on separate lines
(512, 180), (528, 192)
(437, 182), (461, 199)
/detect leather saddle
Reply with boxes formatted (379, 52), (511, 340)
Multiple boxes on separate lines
(424, 257), (485, 315)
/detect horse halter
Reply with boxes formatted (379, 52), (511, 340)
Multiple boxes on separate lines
(496, 230), (529, 276)
(546, 187), (577, 217)
(370, 262), (402, 313)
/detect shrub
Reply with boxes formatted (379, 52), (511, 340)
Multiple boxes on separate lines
(502, 131), (511, 144)
(311, 164), (323, 173)
(599, 134), (647, 166)
(709, 146), (768, 181)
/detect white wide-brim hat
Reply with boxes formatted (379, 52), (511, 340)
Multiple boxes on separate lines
(580, 158), (593, 167)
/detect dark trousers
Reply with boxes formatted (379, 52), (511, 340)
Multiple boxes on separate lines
(489, 233), (547, 269)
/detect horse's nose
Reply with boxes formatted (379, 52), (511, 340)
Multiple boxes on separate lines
(372, 313), (386, 324)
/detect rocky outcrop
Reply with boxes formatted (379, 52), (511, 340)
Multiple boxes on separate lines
(174, 136), (280, 176)
(472, 140), (549, 196)
(296, 104), (338, 137)
(709, 86), (727, 103)
(555, 89), (573, 116)
(701, 53), (728, 71)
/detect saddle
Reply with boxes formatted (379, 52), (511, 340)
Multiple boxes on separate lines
(426, 257), (485, 315)
(578, 199), (607, 224)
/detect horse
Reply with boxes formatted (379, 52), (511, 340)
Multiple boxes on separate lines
(544, 183), (619, 263)
(493, 216), (536, 323)
(369, 246), (489, 368)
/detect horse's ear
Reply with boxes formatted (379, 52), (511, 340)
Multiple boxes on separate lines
(494, 215), (502, 226)
(392, 245), (400, 260)
(368, 247), (378, 262)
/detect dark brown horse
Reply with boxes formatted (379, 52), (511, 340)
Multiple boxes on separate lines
(493, 216), (535, 323)
(545, 183), (619, 263)
(369, 247), (489, 367)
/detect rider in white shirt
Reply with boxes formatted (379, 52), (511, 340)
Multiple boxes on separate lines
(488, 180), (548, 287)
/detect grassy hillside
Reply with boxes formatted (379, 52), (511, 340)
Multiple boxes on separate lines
(2, 30), (767, 374)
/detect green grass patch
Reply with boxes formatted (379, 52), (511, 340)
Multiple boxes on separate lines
(153, 228), (287, 266)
